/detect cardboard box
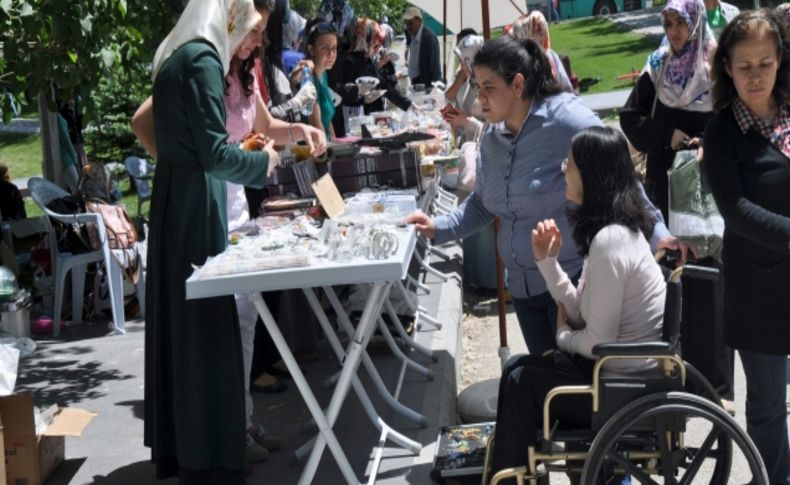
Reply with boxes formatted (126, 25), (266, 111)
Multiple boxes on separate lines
(0, 393), (96, 485)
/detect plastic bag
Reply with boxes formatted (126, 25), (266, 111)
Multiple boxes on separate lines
(667, 150), (724, 261)
(0, 342), (20, 395)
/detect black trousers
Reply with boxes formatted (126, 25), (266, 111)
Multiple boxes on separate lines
(490, 354), (592, 483)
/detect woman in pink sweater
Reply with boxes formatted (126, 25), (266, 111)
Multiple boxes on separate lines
(489, 126), (667, 482)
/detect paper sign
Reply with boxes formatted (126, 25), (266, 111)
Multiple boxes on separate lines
(311, 174), (346, 219)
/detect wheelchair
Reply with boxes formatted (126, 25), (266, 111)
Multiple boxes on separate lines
(482, 264), (769, 485)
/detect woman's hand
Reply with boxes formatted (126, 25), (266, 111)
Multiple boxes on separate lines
(532, 218), (562, 261)
(290, 60), (315, 82)
(687, 137), (704, 161)
(670, 129), (690, 151)
(404, 211), (436, 239)
(295, 123), (327, 156)
(264, 138), (280, 177)
(444, 110), (469, 130)
(657, 236), (700, 266)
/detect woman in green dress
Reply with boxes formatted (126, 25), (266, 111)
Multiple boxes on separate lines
(141, 0), (276, 482)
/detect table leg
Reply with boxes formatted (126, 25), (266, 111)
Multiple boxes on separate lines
(248, 293), (359, 485)
(301, 287), (427, 438)
(322, 285), (429, 426)
(299, 282), (392, 485)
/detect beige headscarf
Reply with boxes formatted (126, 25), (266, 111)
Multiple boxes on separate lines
(152, 0), (262, 81)
(508, 12), (551, 50)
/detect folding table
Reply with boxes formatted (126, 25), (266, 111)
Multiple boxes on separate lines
(185, 226), (419, 484)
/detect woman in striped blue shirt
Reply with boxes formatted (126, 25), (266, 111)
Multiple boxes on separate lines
(406, 36), (689, 355)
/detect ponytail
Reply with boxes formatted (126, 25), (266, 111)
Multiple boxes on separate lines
(473, 36), (561, 100)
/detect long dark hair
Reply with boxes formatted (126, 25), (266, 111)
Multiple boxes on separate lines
(226, 0), (274, 97)
(261, 0), (288, 102)
(472, 35), (561, 101)
(567, 127), (654, 257)
(304, 17), (339, 54)
(711, 9), (790, 112)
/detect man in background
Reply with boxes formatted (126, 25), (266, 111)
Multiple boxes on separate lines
(403, 7), (442, 90)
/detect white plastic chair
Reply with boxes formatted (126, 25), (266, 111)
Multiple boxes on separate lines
(123, 156), (154, 219)
(28, 177), (126, 336)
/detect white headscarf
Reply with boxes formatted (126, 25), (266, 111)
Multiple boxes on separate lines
(453, 35), (484, 72)
(152, 0), (262, 81)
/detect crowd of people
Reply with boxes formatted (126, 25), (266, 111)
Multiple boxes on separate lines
(130, 0), (790, 483)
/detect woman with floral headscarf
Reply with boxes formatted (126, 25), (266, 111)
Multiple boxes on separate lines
(139, 0), (277, 482)
(620, 0), (716, 220)
(508, 11), (574, 93)
(330, 17), (413, 136)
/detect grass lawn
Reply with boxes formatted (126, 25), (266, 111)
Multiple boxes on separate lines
(0, 132), (43, 179)
(551, 16), (660, 94)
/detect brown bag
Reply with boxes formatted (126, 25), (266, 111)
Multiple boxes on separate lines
(84, 199), (138, 250)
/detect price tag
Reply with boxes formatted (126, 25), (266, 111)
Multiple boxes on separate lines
(311, 173), (346, 219)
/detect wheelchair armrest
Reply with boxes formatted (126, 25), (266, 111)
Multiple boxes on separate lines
(592, 341), (674, 357)
(490, 466), (528, 485)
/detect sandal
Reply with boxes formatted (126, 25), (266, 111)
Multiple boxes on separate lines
(250, 372), (287, 393)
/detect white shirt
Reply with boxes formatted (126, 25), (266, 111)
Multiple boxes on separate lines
(536, 224), (666, 375)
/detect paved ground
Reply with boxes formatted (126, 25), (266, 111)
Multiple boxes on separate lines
(14, 245), (465, 485)
(610, 6), (664, 36)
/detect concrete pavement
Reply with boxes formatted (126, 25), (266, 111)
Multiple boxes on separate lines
(15, 245), (465, 485)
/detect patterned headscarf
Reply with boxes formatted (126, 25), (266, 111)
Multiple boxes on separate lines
(152, 0), (262, 81)
(508, 11), (552, 50)
(776, 3), (790, 33)
(318, 0), (355, 34)
(353, 18), (385, 56)
(453, 34), (484, 72)
(283, 7), (306, 50)
(646, 0), (715, 111)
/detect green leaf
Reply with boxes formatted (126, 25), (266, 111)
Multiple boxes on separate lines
(80, 14), (93, 34)
(19, 2), (34, 16)
(118, 0), (127, 17)
(68, 51), (78, 63)
(0, 0), (11, 14)
(100, 47), (116, 68)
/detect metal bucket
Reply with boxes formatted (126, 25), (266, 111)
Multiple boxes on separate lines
(0, 307), (30, 338)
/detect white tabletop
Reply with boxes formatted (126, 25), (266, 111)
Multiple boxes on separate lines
(185, 226), (416, 300)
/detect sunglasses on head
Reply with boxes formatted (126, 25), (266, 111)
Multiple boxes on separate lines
(308, 22), (337, 37)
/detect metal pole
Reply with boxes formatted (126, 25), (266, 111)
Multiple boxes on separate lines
(482, 0), (491, 40)
(495, 218), (507, 348)
(443, 0), (448, 82)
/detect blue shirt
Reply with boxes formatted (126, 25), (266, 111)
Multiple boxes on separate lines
(434, 92), (670, 299)
(408, 25), (422, 80)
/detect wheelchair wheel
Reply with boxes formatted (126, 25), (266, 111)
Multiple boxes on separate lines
(580, 392), (768, 485)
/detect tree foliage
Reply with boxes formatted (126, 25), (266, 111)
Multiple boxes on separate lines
(289, 0), (408, 31)
(0, 0), (184, 124)
(0, 0), (408, 160)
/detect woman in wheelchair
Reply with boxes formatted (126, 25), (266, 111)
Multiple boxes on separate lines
(489, 126), (668, 481)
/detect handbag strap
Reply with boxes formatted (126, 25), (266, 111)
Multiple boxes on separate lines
(650, 58), (669, 120)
